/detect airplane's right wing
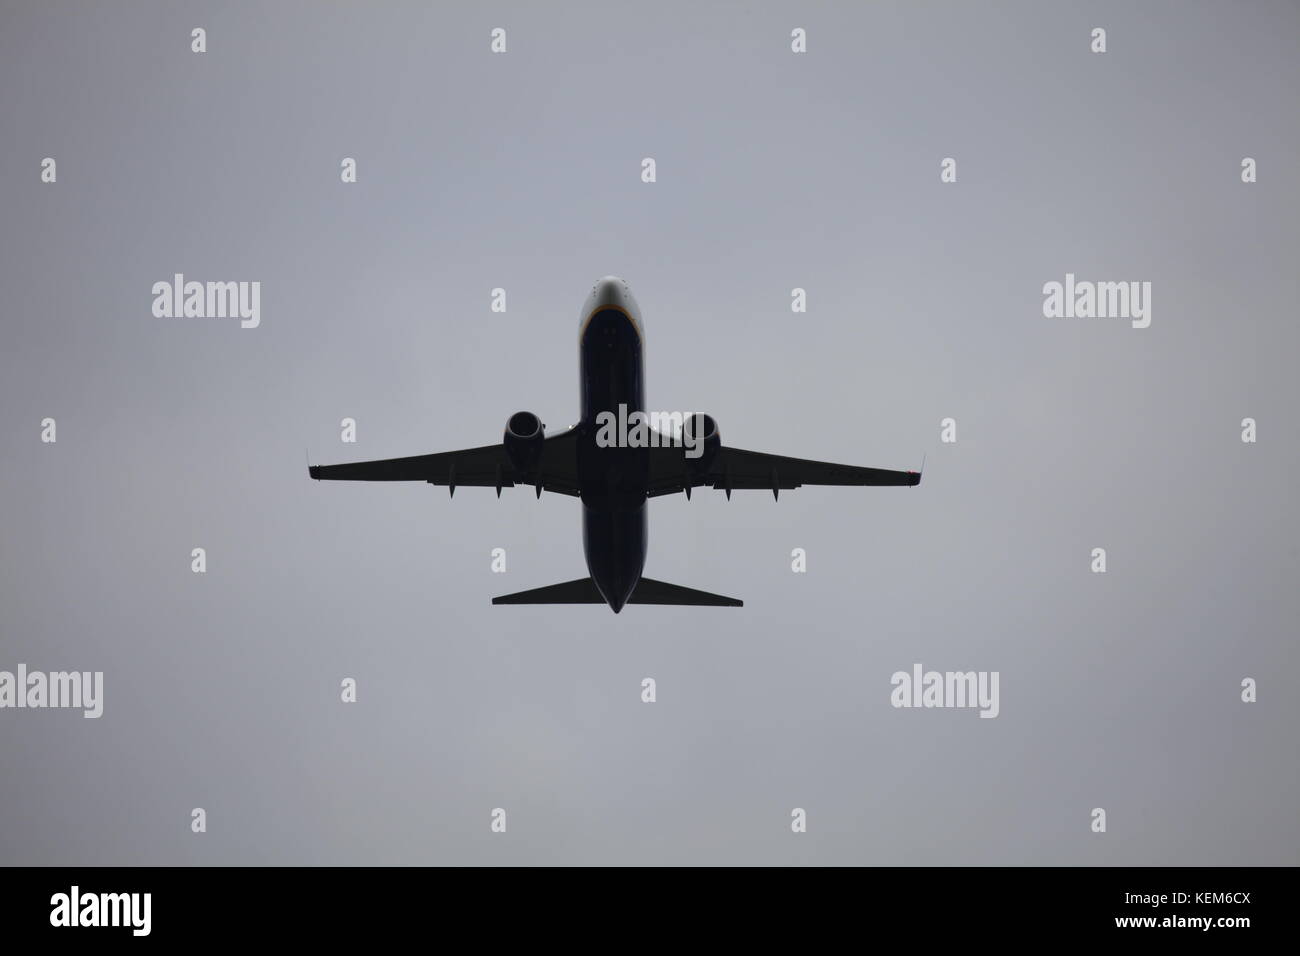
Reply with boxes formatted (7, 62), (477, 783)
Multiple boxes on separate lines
(309, 427), (581, 496)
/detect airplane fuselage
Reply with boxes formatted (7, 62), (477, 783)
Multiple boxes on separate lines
(577, 278), (649, 613)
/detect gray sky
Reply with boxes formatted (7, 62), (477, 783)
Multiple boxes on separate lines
(1, 0), (1296, 865)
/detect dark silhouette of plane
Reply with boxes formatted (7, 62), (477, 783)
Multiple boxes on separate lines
(309, 277), (920, 611)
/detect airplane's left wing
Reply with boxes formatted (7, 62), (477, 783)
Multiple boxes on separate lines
(309, 428), (580, 496)
(648, 444), (919, 499)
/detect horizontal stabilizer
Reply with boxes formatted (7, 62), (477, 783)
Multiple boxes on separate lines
(491, 576), (743, 607)
(492, 578), (604, 605)
(629, 577), (743, 607)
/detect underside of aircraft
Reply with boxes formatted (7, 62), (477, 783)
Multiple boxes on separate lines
(310, 277), (920, 611)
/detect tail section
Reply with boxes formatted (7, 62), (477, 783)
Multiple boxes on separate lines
(492, 578), (603, 605)
(629, 577), (742, 607)
(492, 576), (742, 608)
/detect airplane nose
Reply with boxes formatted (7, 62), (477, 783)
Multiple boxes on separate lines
(590, 276), (630, 311)
(581, 276), (642, 340)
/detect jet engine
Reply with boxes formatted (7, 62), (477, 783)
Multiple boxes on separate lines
(683, 413), (720, 472)
(503, 410), (544, 472)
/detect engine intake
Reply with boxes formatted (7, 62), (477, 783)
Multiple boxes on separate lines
(504, 411), (544, 472)
(683, 413), (720, 472)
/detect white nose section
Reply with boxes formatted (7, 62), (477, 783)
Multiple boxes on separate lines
(580, 276), (643, 337)
(593, 276), (629, 308)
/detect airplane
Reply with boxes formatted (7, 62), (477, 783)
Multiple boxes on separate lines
(309, 276), (921, 612)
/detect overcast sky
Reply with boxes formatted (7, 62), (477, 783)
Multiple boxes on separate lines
(1, 0), (1296, 865)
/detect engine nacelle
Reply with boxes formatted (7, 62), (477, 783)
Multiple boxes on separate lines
(683, 412), (720, 473)
(503, 410), (544, 472)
